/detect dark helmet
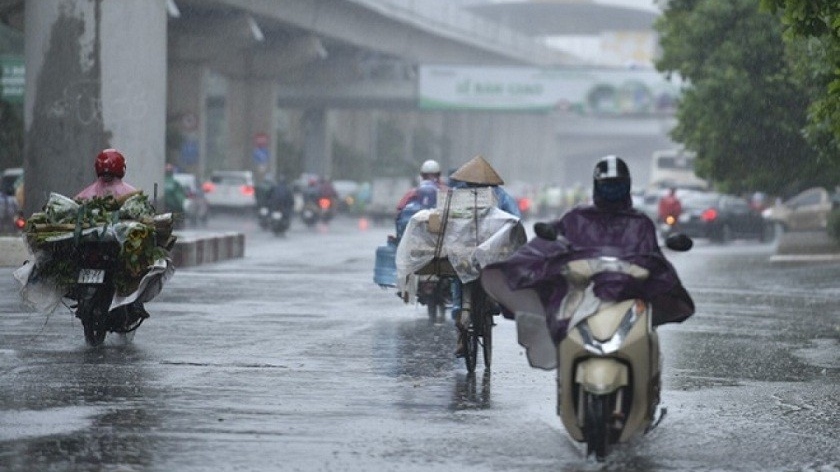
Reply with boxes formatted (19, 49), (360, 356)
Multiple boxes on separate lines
(592, 155), (631, 207)
(95, 148), (126, 178)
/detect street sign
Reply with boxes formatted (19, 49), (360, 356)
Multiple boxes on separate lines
(254, 132), (269, 148)
(180, 138), (199, 166)
(252, 146), (268, 165)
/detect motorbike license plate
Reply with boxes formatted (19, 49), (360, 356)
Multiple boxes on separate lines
(77, 268), (105, 284)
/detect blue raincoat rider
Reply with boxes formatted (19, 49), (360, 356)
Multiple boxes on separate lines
(395, 179), (439, 241)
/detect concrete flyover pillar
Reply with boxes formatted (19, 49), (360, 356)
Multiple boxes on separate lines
(23, 0), (167, 215)
(167, 62), (209, 179)
(302, 108), (332, 178)
(226, 77), (277, 179)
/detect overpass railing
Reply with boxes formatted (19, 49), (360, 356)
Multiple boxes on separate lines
(348, 0), (571, 66)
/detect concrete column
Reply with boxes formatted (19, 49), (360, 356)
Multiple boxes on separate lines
(167, 62), (208, 178)
(302, 107), (331, 177)
(24, 0), (167, 214)
(226, 77), (277, 179)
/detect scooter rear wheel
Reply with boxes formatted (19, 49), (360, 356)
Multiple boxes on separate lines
(78, 298), (108, 347)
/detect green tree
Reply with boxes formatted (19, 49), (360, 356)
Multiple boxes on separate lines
(655, 0), (820, 195)
(761, 0), (840, 174)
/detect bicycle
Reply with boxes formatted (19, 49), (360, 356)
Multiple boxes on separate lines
(458, 280), (494, 373)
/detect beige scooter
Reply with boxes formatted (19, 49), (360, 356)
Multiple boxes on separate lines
(482, 229), (692, 461)
(559, 258), (663, 460)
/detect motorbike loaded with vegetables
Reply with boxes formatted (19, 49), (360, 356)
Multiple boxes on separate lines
(14, 149), (176, 346)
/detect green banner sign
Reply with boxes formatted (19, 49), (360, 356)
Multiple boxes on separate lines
(418, 65), (682, 115)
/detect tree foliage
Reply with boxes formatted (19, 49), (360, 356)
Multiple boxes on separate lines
(761, 0), (840, 177)
(655, 0), (834, 195)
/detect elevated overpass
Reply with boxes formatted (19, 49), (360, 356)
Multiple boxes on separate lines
(1, 0), (670, 214)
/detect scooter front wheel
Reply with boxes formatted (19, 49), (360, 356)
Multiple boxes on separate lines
(584, 393), (612, 461)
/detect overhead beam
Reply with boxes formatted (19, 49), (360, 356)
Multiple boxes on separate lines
(275, 78), (415, 109)
(209, 0), (570, 66)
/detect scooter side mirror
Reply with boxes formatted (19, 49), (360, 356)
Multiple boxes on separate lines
(665, 232), (693, 252)
(533, 222), (557, 241)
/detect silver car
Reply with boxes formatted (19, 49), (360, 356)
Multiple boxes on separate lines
(763, 187), (834, 232)
(202, 170), (256, 210)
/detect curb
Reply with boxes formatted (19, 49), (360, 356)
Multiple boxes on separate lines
(769, 254), (840, 263)
(0, 232), (246, 268)
(771, 230), (840, 263)
(169, 232), (246, 267)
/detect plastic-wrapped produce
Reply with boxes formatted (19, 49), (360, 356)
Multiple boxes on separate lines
(395, 187), (526, 296)
(15, 192), (175, 314)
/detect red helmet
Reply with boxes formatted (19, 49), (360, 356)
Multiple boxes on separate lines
(95, 148), (126, 178)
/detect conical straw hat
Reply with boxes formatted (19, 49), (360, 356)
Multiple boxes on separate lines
(449, 155), (504, 185)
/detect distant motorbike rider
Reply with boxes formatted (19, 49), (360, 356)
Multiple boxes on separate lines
(268, 174), (295, 215)
(395, 178), (439, 241)
(303, 175), (338, 203)
(255, 175), (277, 210)
(447, 155), (522, 357)
(396, 159), (448, 212)
(657, 187), (682, 223)
(163, 163), (187, 215)
(75, 148), (138, 200)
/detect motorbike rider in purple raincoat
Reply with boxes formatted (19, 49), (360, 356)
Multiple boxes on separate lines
(481, 155), (694, 344)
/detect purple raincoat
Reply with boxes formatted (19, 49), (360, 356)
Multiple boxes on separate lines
(481, 200), (694, 343)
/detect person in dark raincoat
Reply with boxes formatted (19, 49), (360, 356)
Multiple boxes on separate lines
(481, 155), (694, 343)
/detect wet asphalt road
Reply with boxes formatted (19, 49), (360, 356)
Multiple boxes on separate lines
(1, 213), (838, 472)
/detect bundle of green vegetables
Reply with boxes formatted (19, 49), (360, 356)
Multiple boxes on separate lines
(24, 192), (174, 295)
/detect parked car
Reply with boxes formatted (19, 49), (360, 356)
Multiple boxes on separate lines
(202, 170), (256, 210)
(762, 187), (835, 232)
(173, 172), (210, 226)
(678, 192), (771, 243)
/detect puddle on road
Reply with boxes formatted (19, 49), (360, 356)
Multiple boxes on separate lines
(0, 406), (100, 441)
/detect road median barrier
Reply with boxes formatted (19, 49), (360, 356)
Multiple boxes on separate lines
(0, 231), (245, 269)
